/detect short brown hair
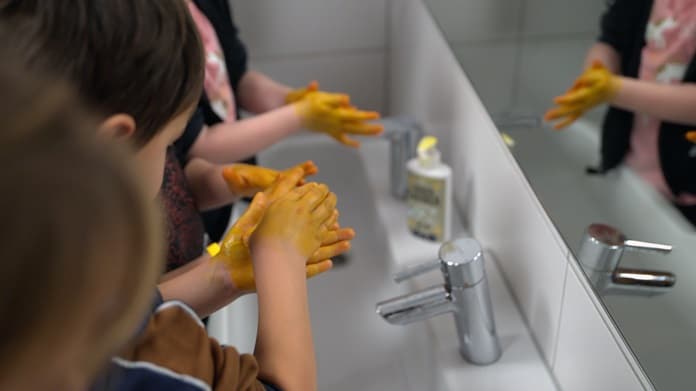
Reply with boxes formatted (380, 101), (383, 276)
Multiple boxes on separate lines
(0, 55), (165, 384)
(0, 0), (204, 147)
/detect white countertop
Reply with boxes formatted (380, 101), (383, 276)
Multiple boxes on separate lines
(360, 141), (558, 391)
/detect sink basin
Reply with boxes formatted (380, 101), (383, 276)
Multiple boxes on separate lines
(208, 136), (445, 391)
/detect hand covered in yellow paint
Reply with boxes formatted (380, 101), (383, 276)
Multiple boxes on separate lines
(251, 182), (338, 259)
(211, 168), (355, 292)
(222, 160), (318, 198)
(285, 80), (321, 104)
(288, 81), (384, 147)
(545, 61), (622, 130)
(686, 131), (696, 143)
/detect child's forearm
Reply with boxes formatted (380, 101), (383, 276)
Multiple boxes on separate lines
(188, 105), (302, 164)
(184, 158), (239, 211)
(585, 42), (621, 73)
(611, 78), (696, 126)
(158, 255), (242, 318)
(253, 245), (317, 391)
(237, 70), (293, 114)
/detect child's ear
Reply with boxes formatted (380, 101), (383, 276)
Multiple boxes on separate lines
(98, 114), (136, 141)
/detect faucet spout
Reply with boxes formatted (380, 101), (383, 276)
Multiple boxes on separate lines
(376, 285), (455, 326)
(376, 116), (423, 199)
(376, 238), (502, 365)
(578, 224), (677, 297)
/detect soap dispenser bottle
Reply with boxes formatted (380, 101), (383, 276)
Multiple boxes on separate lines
(406, 136), (452, 242)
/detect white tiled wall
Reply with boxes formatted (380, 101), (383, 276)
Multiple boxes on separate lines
(390, 1), (651, 390)
(424, 0), (524, 43)
(450, 42), (517, 114)
(424, 0), (606, 119)
(251, 53), (386, 115)
(230, 0), (388, 112)
(553, 266), (649, 391)
(521, 0), (605, 37)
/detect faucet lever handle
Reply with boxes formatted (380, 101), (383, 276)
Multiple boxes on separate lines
(623, 239), (672, 254)
(393, 259), (441, 283)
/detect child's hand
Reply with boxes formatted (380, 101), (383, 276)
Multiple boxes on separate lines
(251, 183), (337, 259)
(544, 61), (621, 130)
(285, 80), (354, 107)
(211, 169), (354, 291)
(222, 161), (318, 198)
(686, 131), (696, 143)
(292, 89), (384, 148)
(285, 80), (321, 104)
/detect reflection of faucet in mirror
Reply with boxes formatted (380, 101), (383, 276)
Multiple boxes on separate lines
(376, 238), (502, 365)
(377, 117), (423, 200)
(577, 223), (676, 296)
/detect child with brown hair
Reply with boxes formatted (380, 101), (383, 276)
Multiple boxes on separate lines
(0, 55), (165, 391)
(0, 0), (353, 317)
(0, 0), (352, 389)
(0, 55), (331, 390)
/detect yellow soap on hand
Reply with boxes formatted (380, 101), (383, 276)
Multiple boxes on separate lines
(206, 242), (221, 257)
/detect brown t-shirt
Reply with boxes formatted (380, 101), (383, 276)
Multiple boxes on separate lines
(118, 302), (271, 391)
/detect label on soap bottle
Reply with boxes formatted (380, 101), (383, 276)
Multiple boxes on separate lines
(407, 172), (446, 242)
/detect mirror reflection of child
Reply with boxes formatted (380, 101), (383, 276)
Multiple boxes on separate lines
(545, 0), (696, 226)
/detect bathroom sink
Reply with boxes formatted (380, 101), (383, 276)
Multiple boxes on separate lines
(210, 134), (556, 391)
(209, 135), (445, 391)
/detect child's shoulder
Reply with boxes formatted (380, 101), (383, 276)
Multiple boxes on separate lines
(107, 301), (212, 391)
(107, 301), (273, 391)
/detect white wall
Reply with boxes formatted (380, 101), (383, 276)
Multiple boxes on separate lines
(230, 0), (388, 113)
(425, 0), (605, 122)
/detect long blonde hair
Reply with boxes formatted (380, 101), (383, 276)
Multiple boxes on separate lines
(0, 55), (165, 386)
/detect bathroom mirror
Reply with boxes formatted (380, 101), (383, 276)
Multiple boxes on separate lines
(423, 0), (696, 390)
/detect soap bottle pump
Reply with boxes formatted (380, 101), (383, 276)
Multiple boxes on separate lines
(406, 136), (452, 242)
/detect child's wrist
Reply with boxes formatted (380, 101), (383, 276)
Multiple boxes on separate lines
(251, 239), (305, 270)
(205, 252), (244, 298)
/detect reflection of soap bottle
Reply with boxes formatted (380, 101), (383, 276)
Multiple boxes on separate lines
(406, 136), (452, 242)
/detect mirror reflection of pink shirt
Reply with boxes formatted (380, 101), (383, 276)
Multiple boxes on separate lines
(187, 0), (237, 123)
(626, 0), (696, 205)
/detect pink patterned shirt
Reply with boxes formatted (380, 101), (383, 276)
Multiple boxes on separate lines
(626, 0), (696, 204)
(187, 0), (236, 122)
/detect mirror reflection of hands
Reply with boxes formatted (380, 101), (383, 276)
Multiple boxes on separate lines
(287, 81), (384, 147)
(545, 61), (621, 130)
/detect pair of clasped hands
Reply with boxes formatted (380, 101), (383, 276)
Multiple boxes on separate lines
(209, 161), (354, 292)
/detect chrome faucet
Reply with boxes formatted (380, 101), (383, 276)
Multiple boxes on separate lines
(577, 223), (676, 296)
(376, 238), (502, 365)
(378, 117), (423, 199)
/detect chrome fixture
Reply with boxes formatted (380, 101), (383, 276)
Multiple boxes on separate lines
(577, 223), (675, 296)
(379, 117), (423, 199)
(376, 238), (502, 365)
